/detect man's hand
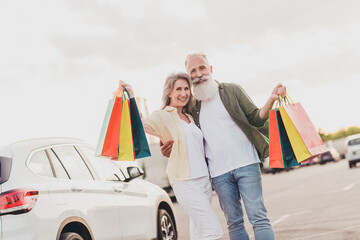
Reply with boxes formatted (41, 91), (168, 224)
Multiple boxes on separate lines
(160, 140), (174, 158)
(259, 83), (287, 119)
(270, 83), (287, 102)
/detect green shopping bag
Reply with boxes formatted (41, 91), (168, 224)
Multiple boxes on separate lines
(130, 98), (151, 159)
(276, 108), (300, 168)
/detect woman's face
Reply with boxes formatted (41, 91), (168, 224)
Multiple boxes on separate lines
(169, 79), (191, 109)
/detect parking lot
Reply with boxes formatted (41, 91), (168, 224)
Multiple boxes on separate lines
(173, 160), (360, 240)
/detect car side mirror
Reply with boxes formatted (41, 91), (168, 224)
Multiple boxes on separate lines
(127, 166), (143, 180)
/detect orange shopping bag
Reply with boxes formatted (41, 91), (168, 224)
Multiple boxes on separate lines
(269, 107), (284, 168)
(101, 88), (123, 157)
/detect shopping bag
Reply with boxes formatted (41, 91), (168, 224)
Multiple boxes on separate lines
(269, 99), (299, 168)
(130, 98), (151, 159)
(276, 109), (300, 168)
(282, 95), (328, 158)
(279, 106), (312, 163)
(118, 89), (135, 161)
(95, 99), (115, 156)
(269, 108), (284, 168)
(98, 88), (123, 157)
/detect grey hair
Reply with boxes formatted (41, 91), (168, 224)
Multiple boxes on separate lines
(161, 72), (194, 114)
(184, 52), (210, 69)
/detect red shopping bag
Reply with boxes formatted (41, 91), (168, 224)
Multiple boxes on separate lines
(102, 88), (123, 157)
(269, 107), (285, 168)
(282, 95), (327, 157)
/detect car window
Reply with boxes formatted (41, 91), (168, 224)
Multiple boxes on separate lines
(0, 156), (12, 184)
(77, 146), (126, 181)
(348, 138), (360, 146)
(46, 149), (70, 179)
(52, 146), (94, 180)
(28, 150), (54, 178)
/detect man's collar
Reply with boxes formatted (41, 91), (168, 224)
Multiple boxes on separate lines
(215, 80), (223, 89)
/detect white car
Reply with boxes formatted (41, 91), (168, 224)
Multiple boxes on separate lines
(345, 133), (360, 168)
(0, 138), (177, 240)
(136, 143), (175, 200)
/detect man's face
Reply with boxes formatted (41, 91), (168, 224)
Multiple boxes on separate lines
(186, 55), (212, 84)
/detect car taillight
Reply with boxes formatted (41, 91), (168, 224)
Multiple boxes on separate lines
(0, 189), (38, 216)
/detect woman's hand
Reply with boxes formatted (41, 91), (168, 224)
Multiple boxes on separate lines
(160, 140), (174, 158)
(119, 80), (135, 98)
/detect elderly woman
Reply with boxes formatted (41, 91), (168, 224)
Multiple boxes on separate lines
(121, 73), (223, 240)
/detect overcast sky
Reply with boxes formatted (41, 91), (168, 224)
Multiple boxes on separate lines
(1, 0), (359, 147)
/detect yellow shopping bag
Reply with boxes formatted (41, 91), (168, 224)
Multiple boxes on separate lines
(118, 91), (135, 161)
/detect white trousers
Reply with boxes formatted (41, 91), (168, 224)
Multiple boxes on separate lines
(173, 176), (223, 240)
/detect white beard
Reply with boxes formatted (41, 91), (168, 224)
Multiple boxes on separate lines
(192, 75), (218, 101)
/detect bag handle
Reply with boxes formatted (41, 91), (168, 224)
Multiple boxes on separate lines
(273, 93), (293, 108)
(113, 87), (124, 100)
(273, 98), (279, 109)
(272, 96), (283, 109)
(278, 93), (294, 107)
(122, 87), (131, 100)
(283, 96), (290, 105)
(285, 93), (295, 104)
(278, 96), (285, 107)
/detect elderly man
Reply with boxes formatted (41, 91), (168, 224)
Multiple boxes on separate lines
(162, 53), (286, 240)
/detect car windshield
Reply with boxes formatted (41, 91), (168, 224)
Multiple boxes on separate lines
(348, 138), (360, 146)
(77, 146), (126, 181)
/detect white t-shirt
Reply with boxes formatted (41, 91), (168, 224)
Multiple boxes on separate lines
(181, 120), (209, 179)
(199, 90), (260, 178)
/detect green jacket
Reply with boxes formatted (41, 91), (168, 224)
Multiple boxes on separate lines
(191, 82), (270, 161)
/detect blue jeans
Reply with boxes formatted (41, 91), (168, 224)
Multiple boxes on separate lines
(212, 163), (274, 240)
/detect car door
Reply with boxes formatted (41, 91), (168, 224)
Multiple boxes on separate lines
(39, 149), (72, 205)
(111, 178), (154, 239)
(51, 145), (122, 240)
(78, 146), (153, 239)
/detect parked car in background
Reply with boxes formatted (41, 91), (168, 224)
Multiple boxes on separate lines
(0, 138), (177, 240)
(319, 147), (340, 165)
(324, 139), (347, 160)
(301, 156), (319, 166)
(345, 133), (360, 168)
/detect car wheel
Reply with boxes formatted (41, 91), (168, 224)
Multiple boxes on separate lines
(158, 209), (177, 240)
(349, 162), (353, 168)
(60, 232), (84, 240)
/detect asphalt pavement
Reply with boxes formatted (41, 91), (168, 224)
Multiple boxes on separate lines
(172, 160), (360, 240)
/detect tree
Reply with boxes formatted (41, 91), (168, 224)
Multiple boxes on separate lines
(318, 126), (360, 141)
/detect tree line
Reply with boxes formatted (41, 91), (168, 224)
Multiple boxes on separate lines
(319, 126), (360, 142)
